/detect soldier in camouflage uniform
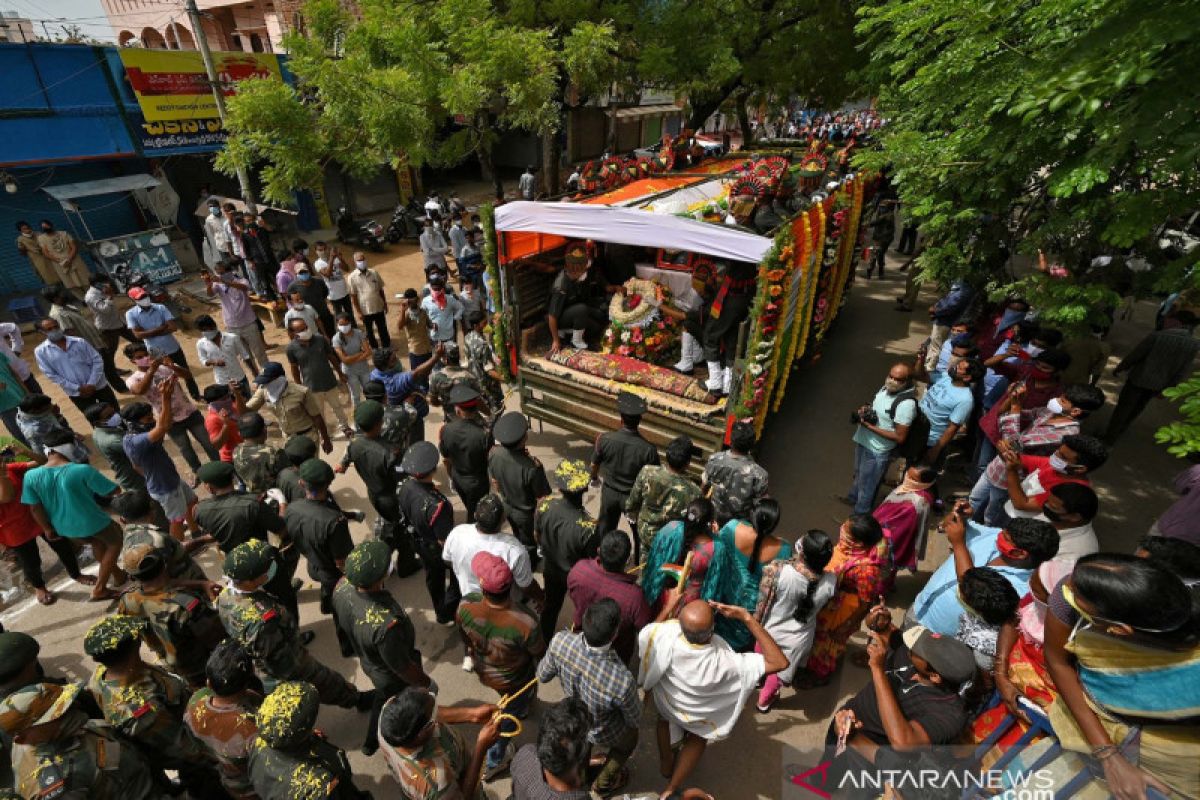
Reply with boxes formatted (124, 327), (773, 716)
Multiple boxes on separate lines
(83, 614), (226, 797)
(0, 680), (165, 800)
(183, 640), (263, 800)
(231, 412), (288, 497)
(465, 309), (505, 415)
(625, 434), (703, 564)
(216, 540), (372, 712)
(116, 544), (225, 688)
(535, 459), (599, 641)
(331, 540), (431, 756)
(112, 491), (210, 583)
(363, 380), (415, 458)
(701, 420), (769, 525)
(426, 341), (484, 409)
(247, 681), (370, 800)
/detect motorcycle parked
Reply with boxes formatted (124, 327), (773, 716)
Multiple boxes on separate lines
(335, 207), (386, 252)
(386, 203), (424, 243)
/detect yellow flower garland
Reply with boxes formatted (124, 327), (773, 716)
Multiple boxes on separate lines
(771, 213), (813, 412)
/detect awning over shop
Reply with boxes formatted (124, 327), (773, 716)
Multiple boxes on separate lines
(495, 201), (770, 264)
(43, 174), (161, 206)
(613, 104), (681, 120)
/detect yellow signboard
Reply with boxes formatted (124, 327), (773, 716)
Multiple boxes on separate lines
(118, 49), (282, 122)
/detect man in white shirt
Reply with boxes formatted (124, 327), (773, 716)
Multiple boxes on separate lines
(638, 599), (788, 799)
(202, 197), (230, 267)
(195, 314), (256, 395)
(1037, 482), (1100, 564)
(447, 216), (468, 264)
(518, 166), (536, 200)
(419, 219), (449, 272)
(313, 241), (353, 323)
(0, 321), (40, 393)
(442, 494), (543, 600)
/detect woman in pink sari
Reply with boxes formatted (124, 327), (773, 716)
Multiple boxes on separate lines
(872, 464), (935, 576)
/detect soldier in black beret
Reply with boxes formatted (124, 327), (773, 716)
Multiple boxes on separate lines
(438, 383), (491, 521)
(591, 391), (659, 541)
(397, 442), (460, 624)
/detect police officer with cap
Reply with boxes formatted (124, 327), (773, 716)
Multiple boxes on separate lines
(216, 540), (373, 712)
(283, 458), (355, 656)
(397, 441), (460, 623)
(116, 544), (225, 689)
(591, 391), (659, 539)
(488, 411), (551, 567)
(332, 540), (431, 756)
(438, 383), (492, 521)
(84, 614), (224, 796)
(337, 400), (421, 576)
(247, 681), (369, 800)
(193, 459), (302, 626)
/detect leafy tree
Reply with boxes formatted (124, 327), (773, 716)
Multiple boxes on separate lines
(855, 0), (1200, 452)
(216, 0), (615, 204)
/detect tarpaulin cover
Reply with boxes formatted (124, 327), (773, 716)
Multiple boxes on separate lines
(494, 201), (771, 264)
(579, 176), (703, 207)
(44, 174), (161, 204)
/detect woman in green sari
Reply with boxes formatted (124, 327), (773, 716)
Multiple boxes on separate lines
(714, 497), (793, 650)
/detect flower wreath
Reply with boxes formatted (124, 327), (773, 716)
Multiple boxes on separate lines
(609, 278), (665, 326)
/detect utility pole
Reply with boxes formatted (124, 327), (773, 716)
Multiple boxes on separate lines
(184, 0), (258, 214)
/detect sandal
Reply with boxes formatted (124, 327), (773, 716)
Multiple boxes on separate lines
(88, 588), (120, 603)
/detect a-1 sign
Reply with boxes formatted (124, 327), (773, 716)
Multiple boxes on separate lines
(88, 228), (183, 288)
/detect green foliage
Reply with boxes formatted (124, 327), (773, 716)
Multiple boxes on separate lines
(218, 0), (616, 204)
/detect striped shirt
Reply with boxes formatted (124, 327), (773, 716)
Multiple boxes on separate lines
(982, 409), (1078, 488)
(457, 594), (545, 695)
(537, 631), (640, 747)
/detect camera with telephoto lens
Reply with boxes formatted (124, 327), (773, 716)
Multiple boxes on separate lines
(850, 407), (879, 425)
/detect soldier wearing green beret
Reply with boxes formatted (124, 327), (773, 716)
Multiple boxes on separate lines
(247, 681), (370, 800)
(84, 615), (225, 797)
(193, 455), (301, 624)
(216, 540), (372, 712)
(277, 434), (319, 509)
(336, 401), (420, 577)
(231, 412), (288, 496)
(283, 458), (355, 655)
(116, 545), (226, 689)
(332, 540), (431, 756)
(112, 490), (210, 583)
(535, 459), (601, 641)
(438, 383), (491, 521)
(1, 680), (165, 800)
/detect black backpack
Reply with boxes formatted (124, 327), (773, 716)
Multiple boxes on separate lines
(887, 388), (929, 465)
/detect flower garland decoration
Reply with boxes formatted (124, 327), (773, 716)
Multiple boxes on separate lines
(734, 223), (795, 432)
(480, 204), (512, 381)
(770, 212), (813, 412)
(823, 178), (864, 334)
(795, 201), (827, 358)
(601, 278), (680, 362)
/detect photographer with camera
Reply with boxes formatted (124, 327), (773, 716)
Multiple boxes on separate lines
(840, 363), (918, 514)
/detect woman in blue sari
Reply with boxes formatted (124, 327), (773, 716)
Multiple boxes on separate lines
(714, 497), (793, 650)
(642, 498), (738, 616)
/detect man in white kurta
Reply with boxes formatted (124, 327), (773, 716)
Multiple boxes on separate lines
(638, 598), (788, 797)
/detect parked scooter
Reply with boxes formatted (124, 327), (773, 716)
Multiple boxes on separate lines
(335, 207), (386, 252)
(386, 203), (424, 243)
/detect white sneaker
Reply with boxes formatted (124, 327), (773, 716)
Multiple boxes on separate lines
(461, 654), (474, 672)
(705, 361), (724, 393)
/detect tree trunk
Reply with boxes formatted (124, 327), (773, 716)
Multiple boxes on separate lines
(542, 129), (561, 196)
(736, 91), (754, 146)
(686, 77), (744, 130)
(475, 113), (503, 199)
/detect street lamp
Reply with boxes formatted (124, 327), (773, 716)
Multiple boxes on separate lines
(1, 173), (16, 194)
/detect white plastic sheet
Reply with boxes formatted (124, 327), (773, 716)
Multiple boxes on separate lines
(494, 200), (770, 264)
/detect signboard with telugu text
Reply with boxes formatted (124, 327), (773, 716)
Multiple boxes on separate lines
(118, 49), (282, 122)
(87, 228), (183, 287)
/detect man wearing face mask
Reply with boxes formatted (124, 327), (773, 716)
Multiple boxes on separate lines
(286, 317), (354, 439)
(313, 240), (354, 323)
(14, 220), (58, 286)
(331, 311), (372, 408)
(398, 288), (434, 375)
(547, 244), (608, 354)
(33, 317), (117, 417)
(421, 274), (463, 351)
(348, 253), (390, 348)
(121, 385), (201, 542)
(246, 362), (334, 455)
(203, 258), (270, 368)
(283, 288), (321, 339)
(420, 218), (450, 274)
(907, 504), (1059, 636)
(369, 347), (441, 444)
(238, 213), (279, 299)
(202, 198), (230, 267)
(195, 314), (256, 397)
(1036, 482), (1100, 565)
(202, 384), (246, 463)
(1000, 433), (1108, 520)
(288, 257), (335, 338)
(969, 385), (1105, 526)
(842, 362), (917, 514)
(125, 286), (202, 401)
(43, 284), (125, 392)
(34, 219), (91, 290)
(84, 400), (148, 494)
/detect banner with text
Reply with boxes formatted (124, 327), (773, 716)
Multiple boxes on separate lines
(119, 49), (282, 122)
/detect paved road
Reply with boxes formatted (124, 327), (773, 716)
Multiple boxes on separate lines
(1, 247), (1183, 798)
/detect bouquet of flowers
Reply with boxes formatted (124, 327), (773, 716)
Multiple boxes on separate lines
(602, 278), (680, 362)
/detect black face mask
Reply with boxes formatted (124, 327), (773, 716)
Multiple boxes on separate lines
(41, 227), (52, 234)
(1041, 505), (1065, 524)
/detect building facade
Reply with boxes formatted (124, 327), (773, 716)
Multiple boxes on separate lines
(0, 11), (34, 43)
(102, 0), (298, 53)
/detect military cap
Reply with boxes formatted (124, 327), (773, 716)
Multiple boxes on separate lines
(448, 383), (481, 406)
(354, 399), (385, 430)
(493, 411), (529, 446)
(121, 542), (164, 579)
(552, 459), (590, 493)
(401, 441), (439, 475)
(344, 540), (390, 588)
(616, 390), (647, 416)
(0, 681), (83, 735)
(283, 434), (318, 461)
(254, 361), (286, 385)
(0, 631), (40, 677)
(83, 615), (148, 657)
(297, 458), (334, 485)
(224, 539), (277, 581)
(196, 459), (237, 485)
(256, 681), (319, 749)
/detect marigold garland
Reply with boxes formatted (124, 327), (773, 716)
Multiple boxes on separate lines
(480, 204), (512, 382)
(771, 212), (813, 412)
